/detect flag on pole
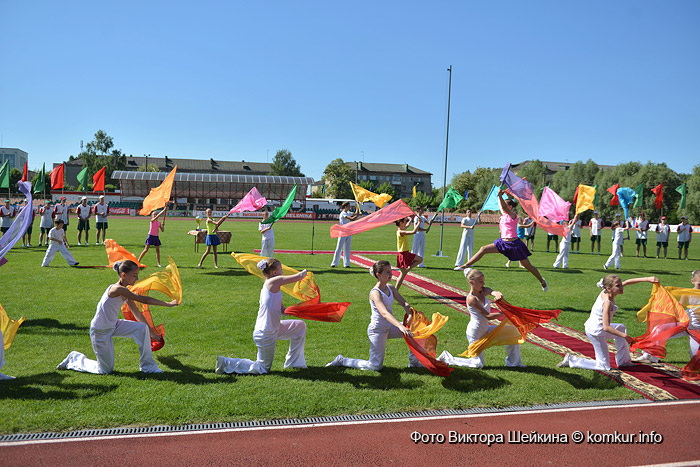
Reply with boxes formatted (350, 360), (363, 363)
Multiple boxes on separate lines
(21, 162), (27, 183)
(139, 166), (177, 215)
(575, 184), (596, 215)
(676, 183), (687, 210)
(651, 183), (663, 210)
(412, 185), (416, 198)
(539, 187), (571, 222)
(616, 187), (636, 220)
(77, 166), (89, 191)
(262, 184), (297, 224)
(607, 183), (620, 206)
(633, 183), (644, 208)
(572, 185), (579, 205)
(33, 163), (45, 194)
(464, 188), (469, 200)
(0, 161), (9, 189)
(593, 184), (599, 207)
(50, 164), (64, 190)
(479, 185), (507, 211)
(229, 187), (267, 213)
(350, 181), (392, 208)
(436, 186), (463, 212)
(93, 166), (106, 192)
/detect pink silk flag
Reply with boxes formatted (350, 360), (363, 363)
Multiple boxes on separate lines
(229, 187), (267, 214)
(330, 199), (414, 238)
(538, 187), (570, 222)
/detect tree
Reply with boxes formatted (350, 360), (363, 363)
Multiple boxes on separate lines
(138, 164), (161, 172)
(270, 149), (304, 176)
(359, 180), (375, 192)
(76, 130), (127, 191)
(684, 164), (700, 223)
(451, 167), (499, 211)
(322, 158), (354, 199)
(9, 168), (22, 193)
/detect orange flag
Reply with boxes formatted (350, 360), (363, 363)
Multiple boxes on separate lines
(403, 309), (452, 377)
(139, 166), (177, 216)
(105, 239), (147, 268)
(93, 166), (106, 192)
(50, 164), (64, 190)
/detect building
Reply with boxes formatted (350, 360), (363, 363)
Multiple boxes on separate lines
(0, 148), (28, 171)
(314, 162), (432, 199)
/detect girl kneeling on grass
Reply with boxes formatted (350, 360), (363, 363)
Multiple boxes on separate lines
(437, 268), (524, 368)
(57, 260), (178, 374)
(326, 260), (422, 370)
(557, 274), (658, 371)
(216, 258), (308, 374)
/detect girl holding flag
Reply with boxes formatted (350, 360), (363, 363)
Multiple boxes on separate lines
(395, 217), (422, 290)
(138, 206), (167, 267)
(457, 188), (548, 292)
(197, 208), (230, 269)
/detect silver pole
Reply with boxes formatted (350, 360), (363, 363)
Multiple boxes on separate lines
(435, 65), (452, 257)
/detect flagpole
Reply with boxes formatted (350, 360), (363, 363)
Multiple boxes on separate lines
(434, 65), (451, 258)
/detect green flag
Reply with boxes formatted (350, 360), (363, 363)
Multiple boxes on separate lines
(262, 184), (297, 224)
(0, 161), (9, 189)
(592, 184), (599, 207)
(633, 183), (644, 208)
(77, 166), (89, 191)
(33, 163), (46, 194)
(436, 186), (463, 212)
(676, 183), (687, 210)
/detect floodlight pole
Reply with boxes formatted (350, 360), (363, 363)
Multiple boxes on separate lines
(435, 65), (452, 257)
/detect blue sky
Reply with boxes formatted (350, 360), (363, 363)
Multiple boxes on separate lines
(1, 1), (698, 186)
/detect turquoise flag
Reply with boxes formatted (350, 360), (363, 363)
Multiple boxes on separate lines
(480, 185), (507, 211)
(262, 184), (297, 224)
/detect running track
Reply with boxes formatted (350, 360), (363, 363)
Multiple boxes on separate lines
(3, 400), (699, 466)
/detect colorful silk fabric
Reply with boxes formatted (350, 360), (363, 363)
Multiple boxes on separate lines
(0, 302), (24, 350)
(261, 184), (297, 225)
(575, 184), (596, 215)
(121, 256), (182, 351)
(616, 187), (636, 220)
(229, 187), (267, 213)
(350, 182), (392, 208)
(231, 253), (350, 322)
(403, 309), (452, 377)
(539, 187), (571, 222)
(632, 284), (700, 381)
(0, 181), (33, 267)
(330, 199), (414, 239)
(139, 166), (177, 216)
(105, 239), (147, 268)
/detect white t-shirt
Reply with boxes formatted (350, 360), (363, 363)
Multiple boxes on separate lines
(259, 222), (274, 241)
(572, 219), (582, 237)
(636, 219), (649, 240)
(656, 224), (670, 242)
(39, 206), (54, 229)
(76, 204), (90, 220)
(55, 204), (70, 223)
(48, 226), (65, 244)
(254, 284), (284, 334)
(94, 202), (108, 223)
(590, 218), (603, 236)
(0, 206), (14, 228)
(339, 210), (352, 225)
(613, 227), (625, 246)
(678, 223), (692, 242)
(413, 215), (428, 236)
(523, 217), (535, 236)
(461, 216), (477, 239)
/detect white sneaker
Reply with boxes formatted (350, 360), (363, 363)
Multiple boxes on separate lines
(142, 367), (163, 374)
(603, 264), (608, 270)
(541, 279), (548, 292)
(96, 242), (100, 245)
(57, 351), (79, 370)
(556, 354), (570, 368)
(463, 267), (472, 278)
(77, 242), (81, 246)
(453, 266), (462, 271)
(215, 356), (226, 374)
(326, 354), (345, 367)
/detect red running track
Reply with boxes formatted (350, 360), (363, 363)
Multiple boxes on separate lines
(2, 401), (698, 466)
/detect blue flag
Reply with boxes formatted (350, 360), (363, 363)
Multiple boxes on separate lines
(480, 185), (508, 211)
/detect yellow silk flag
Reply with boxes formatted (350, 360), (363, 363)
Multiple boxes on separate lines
(0, 302), (25, 350)
(459, 319), (523, 358)
(636, 285), (700, 323)
(412, 185), (417, 198)
(105, 239), (147, 268)
(575, 184), (596, 215)
(139, 166), (177, 215)
(350, 181), (392, 208)
(406, 308), (448, 357)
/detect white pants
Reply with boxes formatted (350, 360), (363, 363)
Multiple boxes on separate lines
(412, 232), (426, 267)
(336, 324), (421, 371)
(455, 233), (474, 266)
(260, 238), (275, 258)
(553, 240), (570, 268)
(438, 323), (522, 368)
(41, 243), (77, 267)
(218, 320), (307, 374)
(331, 236), (352, 267)
(59, 320), (160, 374)
(605, 243), (622, 269)
(565, 323), (631, 371)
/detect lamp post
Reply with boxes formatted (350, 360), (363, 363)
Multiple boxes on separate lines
(434, 65), (452, 257)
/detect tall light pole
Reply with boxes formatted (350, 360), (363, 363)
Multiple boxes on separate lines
(435, 65), (452, 257)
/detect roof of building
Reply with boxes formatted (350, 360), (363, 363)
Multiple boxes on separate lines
(345, 161), (431, 175)
(511, 160), (616, 174)
(66, 156), (273, 174)
(111, 170), (313, 185)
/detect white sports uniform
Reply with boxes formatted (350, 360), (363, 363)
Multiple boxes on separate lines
(331, 210), (354, 267)
(411, 214), (428, 267)
(259, 222), (275, 258)
(41, 227), (78, 266)
(604, 227), (625, 269)
(57, 285), (161, 374)
(216, 282), (306, 374)
(553, 225), (573, 269)
(437, 294), (523, 368)
(455, 216), (476, 266)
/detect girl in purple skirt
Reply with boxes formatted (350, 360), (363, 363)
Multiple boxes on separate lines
(456, 188), (548, 292)
(138, 207), (167, 267)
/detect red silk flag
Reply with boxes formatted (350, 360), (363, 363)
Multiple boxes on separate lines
(21, 162), (27, 182)
(572, 185), (579, 204)
(139, 166), (177, 215)
(50, 164), (64, 190)
(493, 299), (561, 340)
(93, 166), (106, 192)
(403, 310), (452, 377)
(651, 183), (663, 210)
(330, 199), (414, 238)
(607, 183), (620, 206)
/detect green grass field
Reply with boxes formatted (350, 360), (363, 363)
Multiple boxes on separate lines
(0, 216), (697, 433)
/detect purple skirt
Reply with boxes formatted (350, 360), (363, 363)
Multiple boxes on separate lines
(145, 235), (161, 246)
(494, 238), (531, 261)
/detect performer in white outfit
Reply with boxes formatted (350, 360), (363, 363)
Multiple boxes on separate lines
(589, 212), (603, 255)
(604, 220), (626, 270)
(437, 268), (523, 368)
(259, 209), (275, 258)
(655, 216), (670, 259)
(55, 196), (70, 233)
(557, 274), (658, 371)
(57, 260), (177, 374)
(455, 209), (477, 268)
(411, 206), (429, 268)
(0, 199), (15, 238)
(216, 258), (308, 375)
(571, 217), (582, 254)
(330, 202), (360, 268)
(326, 260), (422, 370)
(94, 195), (109, 245)
(41, 219), (79, 267)
(75, 197), (91, 246)
(553, 215), (579, 269)
(634, 212), (649, 258)
(38, 200), (54, 247)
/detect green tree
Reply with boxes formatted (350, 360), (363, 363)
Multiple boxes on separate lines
(270, 149), (304, 176)
(515, 159), (548, 194)
(138, 163), (161, 173)
(358, 180), (375, 192)
(679, 164), (699, 223)
(451, 167), (499, 211)
(9, 168), (22, 193)
(322, 158), (354, 199)
(76, 130), (127, 191)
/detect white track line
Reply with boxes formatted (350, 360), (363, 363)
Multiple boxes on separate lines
(3, 400), (698, 447)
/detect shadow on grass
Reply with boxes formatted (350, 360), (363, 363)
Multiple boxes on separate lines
(275, 365), (424, 390)
(113, 354), (233, 384)
(441, 368), (509, 393)
(21, 318), (89, 333)
(0, 372), (118, 400)
(193, 269), (251, 277)
(312, 269), (360, 276)
(504, 365), (621, 390)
